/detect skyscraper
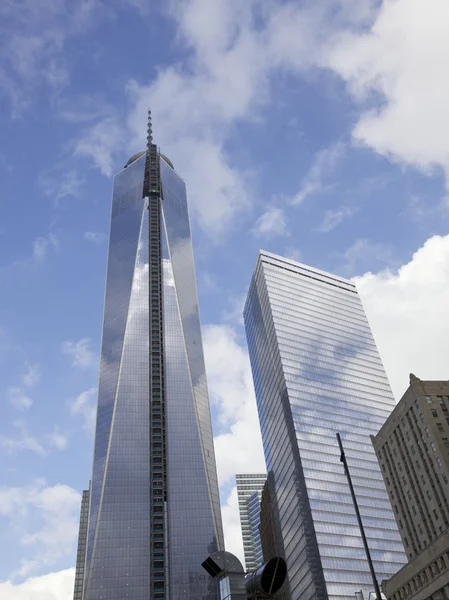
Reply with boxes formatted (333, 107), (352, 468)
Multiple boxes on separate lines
(74, 113), (223, 600)
(243, 250), (407, 600)
(235, 474), (266, 571)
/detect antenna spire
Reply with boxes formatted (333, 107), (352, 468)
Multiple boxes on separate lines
(147, 108), (153, 149)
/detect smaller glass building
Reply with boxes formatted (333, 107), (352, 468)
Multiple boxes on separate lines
(236, 474), (266, 572)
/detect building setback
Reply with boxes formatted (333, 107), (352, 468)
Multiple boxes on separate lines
(73, 113), (223, 600)
(236, 474), (267, 572)
(372, 375), (449, 600)
(244, 250), (407, 600)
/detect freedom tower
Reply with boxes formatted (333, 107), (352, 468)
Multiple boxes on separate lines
(73, 112), (224, 600)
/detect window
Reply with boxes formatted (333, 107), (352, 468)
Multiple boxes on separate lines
(420, 413), (425, 423)
(402, 476), (407, 485)
(399, 519), (403, 529)
(425, 427), (430, 437)
(427, 490), (432, 500)
(437, 422), (444, 432)
(443, 474), (448, 484)
(426, 396), (433, 404)
(405, 536), (409, 547)
(433, 509), (439, 520)
(432, 410), (438, 418)
(408, 490), (412, 500)
(436, 457), (443, 468)
(412, 505), (417, 516)
(431, 442), (437, 452)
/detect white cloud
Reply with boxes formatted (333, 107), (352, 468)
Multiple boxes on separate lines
(0, 568), (75, 600)
(0, 422), (46, 455)
(70, 387), (97, 432)
(7, 364), (40, 411)
(340, 238), (394, 276)
(32, 234), (58, 262)
(38, 168), (84, 208)
(251, 207), (288, 239)
(45, 428), (68, 451)
(203, 325), (265, 483)
(0, 481), (80, 578)
(203, 323), (265, 565)
(73, 117), (125, 177)
(84, 231), (105, 244)
(290, 143), (344, 206)
(355, 234), (449, 400)
(22, 364), (41, 388)
(62, 337), (97, 369)
(0, 421), (68, 456)
(328, 0), (449, 185)
(317, 206), (355, 233)
(0, 0), (96, 116)
(8, 388), (33, 411)
(221, 486), (244, 565)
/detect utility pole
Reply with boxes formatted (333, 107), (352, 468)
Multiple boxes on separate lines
(336, 433), (382, 600)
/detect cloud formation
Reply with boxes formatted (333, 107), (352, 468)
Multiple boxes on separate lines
(0, 568), (75, 600)
(0, 481), (80, 579)
(328, 0), (449, 185)
(70, 387), (97, 433)
(62, 338), (97, 369)
(356, 234), (449, 399)
(251, 207), (288, 239)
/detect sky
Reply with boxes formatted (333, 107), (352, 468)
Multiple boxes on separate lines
(1, 0), (449, 597)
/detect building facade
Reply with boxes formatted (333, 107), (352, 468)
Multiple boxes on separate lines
(372, 375), (449, 600)
(236, 474), (267, 572)
(243, 250), (407, 600)
(74, 116), (223, 600)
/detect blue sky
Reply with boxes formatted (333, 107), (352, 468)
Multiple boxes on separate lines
(1, 0), (449, 597)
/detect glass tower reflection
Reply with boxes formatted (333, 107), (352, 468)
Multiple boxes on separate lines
(243, 251), (407, 600)
(77, 138), (223, 600)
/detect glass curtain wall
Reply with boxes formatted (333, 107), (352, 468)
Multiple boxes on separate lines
(244, 251), (406, 600)
(82, 153), (223, 600)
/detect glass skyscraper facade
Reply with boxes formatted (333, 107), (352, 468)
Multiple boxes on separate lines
(235, 474), (266, 572)
(74, 123), (223, 600)
(243, 251), (407, 600)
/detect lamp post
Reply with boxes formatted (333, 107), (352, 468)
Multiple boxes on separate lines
(336, 433), (382, 600)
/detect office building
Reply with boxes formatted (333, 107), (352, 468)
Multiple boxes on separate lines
(243, 250), (407, 600)
(73, 112), (224, 600)
(372, 375), (449, 600)
(236, 474), (266, 572)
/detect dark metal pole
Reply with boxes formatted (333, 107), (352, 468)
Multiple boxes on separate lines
(336, 433), (382, 600)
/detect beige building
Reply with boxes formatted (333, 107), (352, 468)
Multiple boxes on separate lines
(372, 375), (449, 600)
